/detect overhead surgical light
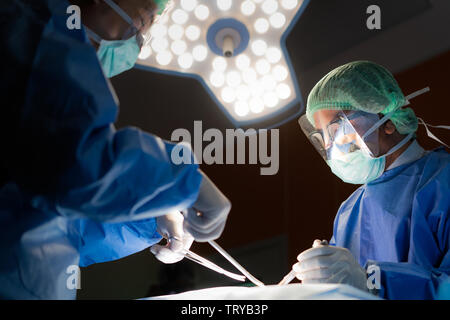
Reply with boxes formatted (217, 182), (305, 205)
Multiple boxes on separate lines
(137, 0), (310, 128)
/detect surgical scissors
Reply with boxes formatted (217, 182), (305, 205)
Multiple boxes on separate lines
(181, 249), (246, 282)
(164, 210), (265, 286)
(208, 241), (265, 287)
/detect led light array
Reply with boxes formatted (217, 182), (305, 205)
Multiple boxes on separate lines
(138, 0), (304, 124)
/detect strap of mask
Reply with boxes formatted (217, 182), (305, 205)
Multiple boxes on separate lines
(362, 87), (431, 140)
(103, 0), (135, 26)
(84, 26), (102, 44)
(417, 118), (450, 148)
(84, 1), (135, 45)
(361, 110), (395, 140)
(403, 87), (430, 105)
(382, 132), (415, 158)
(363, 86), (448, 148)
(406, 87), (449, 148)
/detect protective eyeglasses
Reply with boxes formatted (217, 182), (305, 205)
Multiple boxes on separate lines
(103, 0), (153, 48)
(298, 110), (382, 161)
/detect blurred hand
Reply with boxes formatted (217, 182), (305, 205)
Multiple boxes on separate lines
(183, 170), (231, 242)
(150, 211), (193, 264)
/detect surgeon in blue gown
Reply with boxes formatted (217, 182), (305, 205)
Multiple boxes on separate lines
(293, 61), (449, 299)
(0, 0), (231, 299)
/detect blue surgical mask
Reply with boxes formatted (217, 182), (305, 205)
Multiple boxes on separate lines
(85, 0), (144, 78)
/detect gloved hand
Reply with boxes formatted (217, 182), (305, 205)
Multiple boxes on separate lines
(293, 241), (368, 292)
(150, 211), (194, 264)
(183, 170), (231, 242)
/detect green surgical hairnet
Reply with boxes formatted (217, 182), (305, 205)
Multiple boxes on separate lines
(306, 61), (418, 135)
(154, 0), (170, 14)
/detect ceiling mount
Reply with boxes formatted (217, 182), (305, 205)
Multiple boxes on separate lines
(207, 18), (250, 58)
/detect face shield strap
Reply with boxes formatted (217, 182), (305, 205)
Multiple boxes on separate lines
(361, 111), (395, 140)
(382, 132), (415, 159)
(417, 118), (450, 148)
(403, 87), (430, 106)
(405, 87), (449, 148)
(362, 87), (431, 141)
(85, 0), (137, 43)
(103, 0), (135, 26)
(84, 26), (102, 44)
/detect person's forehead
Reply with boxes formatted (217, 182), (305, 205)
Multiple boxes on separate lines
(312, 109), (357, 128)
(119, 0), (156, 10)
(313, 109), (341, 128)
(121, 0), (157, 28)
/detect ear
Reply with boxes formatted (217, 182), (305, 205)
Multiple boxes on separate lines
(384, 120), (396, 135)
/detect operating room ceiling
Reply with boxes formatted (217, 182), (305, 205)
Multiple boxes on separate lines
(286, 0), (431, 73)
(113, 0), (442, 136)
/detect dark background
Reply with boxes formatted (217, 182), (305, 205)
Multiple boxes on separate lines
(78, 0), (450, 299)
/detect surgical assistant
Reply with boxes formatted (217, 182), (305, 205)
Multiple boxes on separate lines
(295, 61), (449, 299)
(0, 0), (230, 299)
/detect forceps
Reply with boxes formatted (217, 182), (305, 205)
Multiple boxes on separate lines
(160, 234), (246, 282)
(181, 248), (246, 282)
(176, 210), (265, 286)
(208, 240), (265, 287)
(181, 242), (265, 286)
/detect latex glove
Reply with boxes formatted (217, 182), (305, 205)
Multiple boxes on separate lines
(183, 170), (231, 242)
(150, 211), (194, 264)
(293, 241), (368, 292)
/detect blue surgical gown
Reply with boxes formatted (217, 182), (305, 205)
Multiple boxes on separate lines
(0, 0), (202, 299)
(330, 148), (450, 299)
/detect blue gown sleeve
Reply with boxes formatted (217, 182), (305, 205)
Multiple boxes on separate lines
(366, 160), (450, 300)
(76, 218), (163, 267)
(365, 259), (450, 300)
(13, 8), (202, 224)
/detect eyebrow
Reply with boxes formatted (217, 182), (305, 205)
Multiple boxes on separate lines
(327, 114), (342, 126)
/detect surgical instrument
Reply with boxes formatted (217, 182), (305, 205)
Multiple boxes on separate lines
(278, 240), (329, 285)
(182, 248), (246, 282)
(159, 234), (246, 282)
(208, 240), (265, 287)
